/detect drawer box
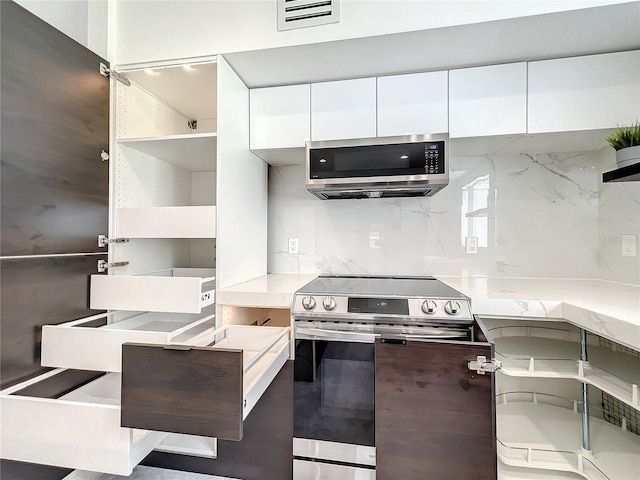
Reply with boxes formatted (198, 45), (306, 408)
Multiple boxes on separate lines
(121, 325), (290, 441)
(90, 268), (216, 313)
(0, 370), (166, 476)
(116, 206), (216, 239)
(41, 311), (216, 372)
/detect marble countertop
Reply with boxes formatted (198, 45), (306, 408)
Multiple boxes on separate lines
(216, 274), (318, 308)
(217, 274), (639, 350)
(438, 277), (640, 351)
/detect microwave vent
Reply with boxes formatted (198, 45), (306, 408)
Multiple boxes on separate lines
(277, 0), (340, 31)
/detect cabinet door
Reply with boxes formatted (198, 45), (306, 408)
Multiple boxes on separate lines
(0, 1), (110, 256)
(250, 84), (310, 149)
(311, 78), (376, 141)
(377, 71), (448, 137)
(449, 62), (527, 138)
(528, 51), (640, 133)
(375, 338), (496, 480)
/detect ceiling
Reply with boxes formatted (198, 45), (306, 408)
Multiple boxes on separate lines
(225, 2), (640, 88)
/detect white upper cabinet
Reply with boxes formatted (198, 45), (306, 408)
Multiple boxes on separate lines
(311, 78), (377, 141)
(377, 71), (448, 137)
(250, 84), (310, 149)
(528, 51), (640, 133)
(449, 62), (527, 138)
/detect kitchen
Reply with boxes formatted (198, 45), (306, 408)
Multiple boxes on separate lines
(1, 1), (639, 479)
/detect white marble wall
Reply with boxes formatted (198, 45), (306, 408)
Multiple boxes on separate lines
(268, 152), (601, 278)
(598, 149), (640, 285)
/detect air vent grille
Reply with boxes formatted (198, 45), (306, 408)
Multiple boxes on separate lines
(277, 0), (340, 31)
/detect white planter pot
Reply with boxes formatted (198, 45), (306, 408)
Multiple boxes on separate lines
(615, 145), (640, 169)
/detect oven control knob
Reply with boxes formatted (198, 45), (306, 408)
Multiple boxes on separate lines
(444, 300), (461, 315)
(302, 296), (316, 310)
(421, 300), (437, 315)
(322, 296), (337, 311)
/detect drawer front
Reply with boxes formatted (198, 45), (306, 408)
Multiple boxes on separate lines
(293, 459), (375, 480)
(0, 370), (166, 475)
(121, 343), (244, 440)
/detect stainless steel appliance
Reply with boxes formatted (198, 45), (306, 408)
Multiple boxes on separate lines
(292, 275), (475, 479)
(305, 134), (449, 200)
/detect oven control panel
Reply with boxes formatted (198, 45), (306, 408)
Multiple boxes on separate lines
(292, 295), (472, 323)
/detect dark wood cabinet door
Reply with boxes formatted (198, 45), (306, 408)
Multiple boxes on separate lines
(375, 338), (496, 480)
(0, 1), (110, 256)
(0, 255), (106, 389)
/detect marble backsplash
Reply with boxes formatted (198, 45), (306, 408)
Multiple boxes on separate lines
(597, 148), (640, 285)
(267, 151), (606, 279)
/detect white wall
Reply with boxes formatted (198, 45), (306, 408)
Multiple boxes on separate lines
(112, 0), (633, 65)
(268, 151), (602, 279)
(15, 0), (108, 59)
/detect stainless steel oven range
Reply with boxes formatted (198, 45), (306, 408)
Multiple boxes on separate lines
(291, 275), (490, 480)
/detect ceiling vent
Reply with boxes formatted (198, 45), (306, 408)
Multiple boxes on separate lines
(277, 0), (340, 31)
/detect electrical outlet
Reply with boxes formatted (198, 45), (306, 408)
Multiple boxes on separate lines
(465, 236), (478, 255)
(622, 235), (637, 257)
(288, 238), (299, 255)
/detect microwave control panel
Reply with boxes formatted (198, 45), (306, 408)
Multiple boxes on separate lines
(424, 142), (444, 174)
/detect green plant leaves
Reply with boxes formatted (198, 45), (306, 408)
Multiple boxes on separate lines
(605, 122), (640, 150)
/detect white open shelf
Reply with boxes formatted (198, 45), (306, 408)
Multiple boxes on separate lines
(90, 268), (215, 314)
(0, 371), (167, 476)
(116, 206), (216, 238)
(209, 325), (290, 420)
(483, 319), (640, 409)
(41, 311), (217, 372)
(497, 393), (640, 480)
(118, 133), (217, 171)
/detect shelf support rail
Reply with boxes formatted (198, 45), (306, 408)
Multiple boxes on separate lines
(580, 329), (591, 452)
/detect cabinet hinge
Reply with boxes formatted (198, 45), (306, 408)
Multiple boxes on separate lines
(468, 356), (502, 375)
(97, 260), (129, 273)
(98, 235), (130, 248)
(99, 63), (131, 86)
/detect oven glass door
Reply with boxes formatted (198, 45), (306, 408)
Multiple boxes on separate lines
(294, 338), (375, 447)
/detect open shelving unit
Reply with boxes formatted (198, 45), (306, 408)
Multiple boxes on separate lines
(481, 317), (640, 480)
(482, 319), (640, 409)
(497, 392), (640, 480)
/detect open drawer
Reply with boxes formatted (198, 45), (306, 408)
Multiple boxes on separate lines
(121, 325), (290, 441)
(90, 268), (216, 313)
(0, 370), (167, 476)
(41, 311), (216, 372)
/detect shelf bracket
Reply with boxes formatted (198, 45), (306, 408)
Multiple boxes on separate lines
(468, 356), (501, 375)
(97, 260), (129, 273)
(98, 235), (130, 248)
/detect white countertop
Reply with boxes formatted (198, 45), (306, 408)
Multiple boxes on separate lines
(438, 277), (640, 351)
(216, 274), (318, 308)
(217, 274), (640, 350)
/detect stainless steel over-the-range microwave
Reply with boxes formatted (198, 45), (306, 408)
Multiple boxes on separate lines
(305, 134), (449, 200)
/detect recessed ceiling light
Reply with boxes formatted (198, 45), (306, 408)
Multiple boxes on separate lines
(144, 68), (158, 75)
(182, 64), (195, 71)
(400, 155), (409, 160)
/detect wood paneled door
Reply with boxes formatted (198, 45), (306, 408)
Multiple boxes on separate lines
(1, 0), (110, 257)
(375, 337), (497, 480)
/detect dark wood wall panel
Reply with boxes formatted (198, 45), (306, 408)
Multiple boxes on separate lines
(0, 255), (106, 389)
(142, 361), (293, 480)
(0, 1), (110, 256)
(375, 340), (496, 480)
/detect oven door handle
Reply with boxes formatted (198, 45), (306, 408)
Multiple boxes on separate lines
(295, 327), (376, 343)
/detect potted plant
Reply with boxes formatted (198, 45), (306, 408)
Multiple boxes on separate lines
(605, 122), (640, 169)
